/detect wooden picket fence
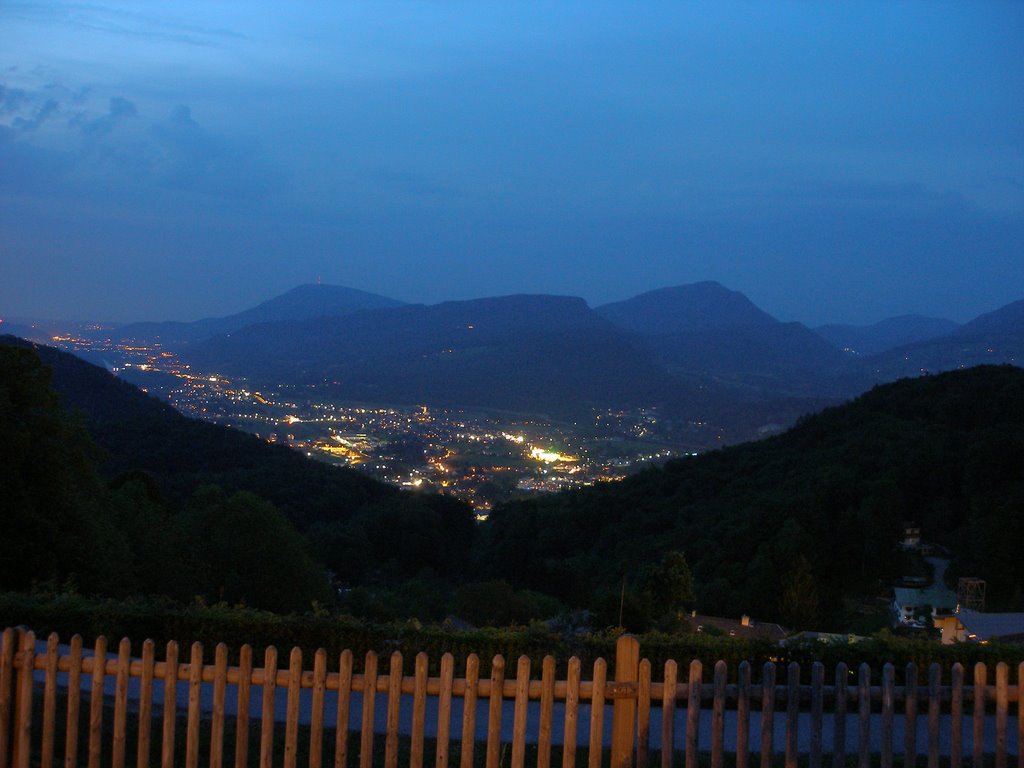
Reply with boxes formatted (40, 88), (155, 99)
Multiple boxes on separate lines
(0, 627), (1021, 768)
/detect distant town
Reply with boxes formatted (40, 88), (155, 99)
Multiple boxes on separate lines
(46, 329), (702, 514)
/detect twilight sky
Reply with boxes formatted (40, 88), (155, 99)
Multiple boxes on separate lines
(1, 2), (1022, 326)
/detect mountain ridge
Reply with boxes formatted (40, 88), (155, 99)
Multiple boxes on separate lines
(35, 281), (1023, 446)
(108, 283), (405, 344)
(815, 314), (961, 355)
(188, 293), (710, 417)
(596, 281), (778, 334)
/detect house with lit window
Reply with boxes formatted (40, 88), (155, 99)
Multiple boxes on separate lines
(892, 586), (957, 627)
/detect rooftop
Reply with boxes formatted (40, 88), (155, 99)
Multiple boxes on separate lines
(956, 609), (1024, 643)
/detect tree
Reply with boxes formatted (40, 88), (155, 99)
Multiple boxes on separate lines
(778, 556), (820, 629)
(636, 551), (696, 631)
(0, 345), (132, 593)
(181, 486), (333, 613)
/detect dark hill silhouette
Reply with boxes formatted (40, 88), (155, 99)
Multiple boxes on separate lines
(188, 294), (713, 417)
(109, 284), (405, 344)
(0, 319), (37, 339)
(479, 365), (1024, 627)
(955, 298), (1024, 337)
(596, 281), (777, 333)
(815, 314), (960, 355)
(859, 298), (1023, 383)
(597, 283), (845, 399)
(0, 334), (400, 531)
(1, 335), (478, 608)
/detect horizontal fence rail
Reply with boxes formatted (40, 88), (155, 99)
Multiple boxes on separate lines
(0, 628), (1021, 768)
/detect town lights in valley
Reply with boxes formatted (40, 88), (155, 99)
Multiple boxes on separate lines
(529, 447), (577, 463)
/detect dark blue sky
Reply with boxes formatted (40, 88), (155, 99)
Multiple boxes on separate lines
(1, 2), (1022, 325)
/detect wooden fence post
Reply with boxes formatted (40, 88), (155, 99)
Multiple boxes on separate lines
(610, 635), (640, 768)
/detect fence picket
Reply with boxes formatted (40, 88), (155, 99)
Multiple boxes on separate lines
(112, 638), (131, 768)
(13, 630), (34, 768)
(785, 662), (799, 768)
(832, 663), (847, 768)
(308, 648), (326, 768)
(927, 664), (940, 768)
(588, 658), (607, 768)
(881, 663), (894, 768)
(386, 651), (403, 768)
(40, 633), (59, 768)
(660, 660), (677, 768)
(810, 662), (823, 768)
(685, 659), (701, 768)
(564, 657), (582, 768)
(459, 654), (479, 768)
(512, 656), (531, 768)
(161, 640), (178, 768)
(87, 635), (106, 768)
(951, 662), (963, 768)
(259, 645), (278, 768)
(235, 644), (253, 768)
(539, 655), (556, 768)
(486, 655), (506, 768)
(435, 653), (454, 768)
(0, 629), (13, 768)
(411, 653), (429, 768)
(736, 661), (750, 768)
(973, 663), (985, 768)
(712, 661), (726, 768)
(210, 643), (228, 768)
(857, 663), (870, 768)
(64, 634), (83, 768)
(359, 651), (378, 768)
(995, 662), (1007, 768)
(284, 647), (302, 768)
(760, 662), (776, 768)
(186, 642), (203, 768)
(335, 648), (353, 768)
(137, 639), (155, 768)
(1017, 662), (1023, 768)
(905, 663), (918, 768)
(636, 658), (651, 768)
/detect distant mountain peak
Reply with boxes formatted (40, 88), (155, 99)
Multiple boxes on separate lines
(814, 314), (960, 355)
(109, 283), (405, 344)
(596, 282), (778, 334)
(956, 298), (1024, 337)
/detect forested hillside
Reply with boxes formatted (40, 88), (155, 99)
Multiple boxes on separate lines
(478, 366), (1024, 628)
(0, 338), (477, 613)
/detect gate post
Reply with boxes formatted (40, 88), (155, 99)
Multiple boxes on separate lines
(611, 634), (640, 768)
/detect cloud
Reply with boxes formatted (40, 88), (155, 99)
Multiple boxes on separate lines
(11, 98), (57, 133)
(0, 84), (28, 114)
(146, 105), (285, 199)
(3, 2), (244, 48)
(0, 84), (284, 201)
(77, 96), (137, 139)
